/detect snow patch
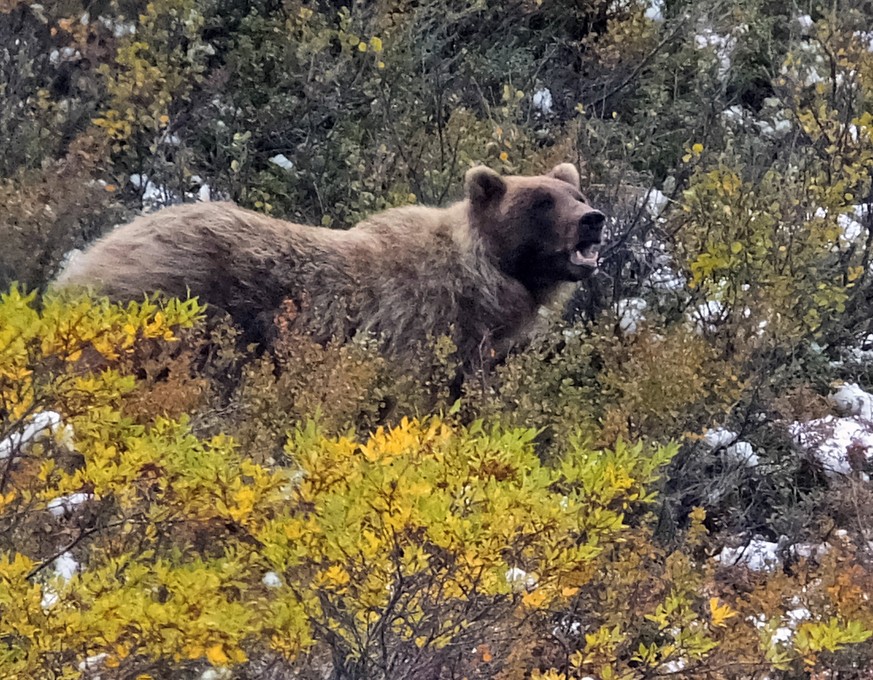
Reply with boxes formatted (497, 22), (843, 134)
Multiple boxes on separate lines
(98, 16), (136, 38)
(262, 571), (282, 588)
(78, 654), (108, 672)
(838, 213), (864, 243)
(694, 29), (736, 80)
(828, 383), (873, 420)
(49, 46), (81, 66)
(726, 441), (759, 467)
(617, 297), (647, 335)
(200, 670), (232, 680)
(41, 552), (81, 611)
(41, 586), (59, 610)
(645, 187), (668, 218)
(660, 658), (687, 673)
(716, 538), (783, 572)
(644, 0), (664, 22)
(54, 552), (79, 582)
(47, 492), (92, 519)
(269, 154), (295, 171)
(129, 173), (180, 210)
(793, 15), (814, 34)
(689, 300), (725, 334)
(703, 427), (737, 450)
(854, 30), (873, 52)
(648, 266), (686, 292)
(532, 88), (554, 115)
(720, 105), (747, 125)
(790, 415), (873, 477)
(703, 428), (758, 467)
(789, 542), (829, 562)
(755, 115), (793, 139)
(505, 566), (538, 592)
(0, 411), (74, 461)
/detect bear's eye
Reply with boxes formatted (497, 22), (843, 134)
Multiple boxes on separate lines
(530, 194), (554, 212)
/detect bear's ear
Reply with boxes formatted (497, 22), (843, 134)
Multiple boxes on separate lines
(549, 163), (581, 188)
(465, 166), (507, 205)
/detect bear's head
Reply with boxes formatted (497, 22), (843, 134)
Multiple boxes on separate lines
(464, 163), (605, 297)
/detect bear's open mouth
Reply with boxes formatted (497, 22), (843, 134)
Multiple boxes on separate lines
(569, 242), (600, 268)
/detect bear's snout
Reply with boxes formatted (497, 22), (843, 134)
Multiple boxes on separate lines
(578, 210), (605, 239)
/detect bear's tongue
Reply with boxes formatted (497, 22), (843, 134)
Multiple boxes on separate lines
(570, 244), (599, 267)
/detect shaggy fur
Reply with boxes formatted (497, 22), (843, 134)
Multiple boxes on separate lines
(56, 163), (604, 368)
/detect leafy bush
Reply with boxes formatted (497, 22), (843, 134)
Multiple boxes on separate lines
(5, 0), (873, 675)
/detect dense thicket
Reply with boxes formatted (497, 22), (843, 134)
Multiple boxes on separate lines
(2, 0), (873, 677)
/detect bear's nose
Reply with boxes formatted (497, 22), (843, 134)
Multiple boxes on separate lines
(579, 210), (606, 235)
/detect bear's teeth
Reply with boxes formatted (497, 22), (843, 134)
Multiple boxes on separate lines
(570, 249), (598, 267)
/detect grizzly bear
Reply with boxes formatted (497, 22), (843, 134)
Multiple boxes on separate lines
(56, 163), (604, 369)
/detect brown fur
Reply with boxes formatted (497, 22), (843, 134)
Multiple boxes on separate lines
(56, 164), (604, 368)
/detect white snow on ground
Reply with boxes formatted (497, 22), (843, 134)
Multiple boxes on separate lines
(704, 427), (738, 450)
(720, 105), (747, 125)
(793, 14), (814, 34)
(813, 205), (869, 247)
(854, 30), (873, 52)
(648, 266), (686, 292)
(54, 552), (79, 581)
(98, 16), (136, 38)
(841, 333), (873, 364)
(40, 587), (59, 610)
(790, 415), (873, 477)
(47, 492), (92, 519)
(694, 29), (736, 80)
(645, 187), (669, 218)
(532, 88), (554, 115)
(269, 154), (294, 171)
(41, 551), (81, 610)
(200, 669), (232, 680)
(838, 213), (864, 243)
(130, 173), (178, 210)
(689, 300), (725, 334)
(789, 542), (829, 561)
(716, 538), (783, 572)
(78, 654), (108, 672)
(755, 115), (793, 139)
(752, 606), (811, 646)
(725, 441), (759, 467)
(702, 428), (759, 467)
(49, 47), (81, 66)
(828, 383), (873, 420)
(782, 40), (827, 87)
(644, 0), (664, 22)
(505, 567), (538, 592)
(0, 411), (74, 461)
(617, 297), (647, 335)
(262, 571), (282, 588)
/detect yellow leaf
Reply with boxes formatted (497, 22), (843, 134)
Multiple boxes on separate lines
(499, 151), (509, 162)
(522, 590), (547, 608)
(561, 586), (580, 598)
(206, 643), (229, 665)
(692, 142), (704, 154)
(709, 597), (737, 627)
(369, 36), (383, 52)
